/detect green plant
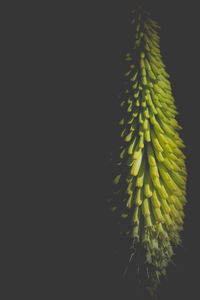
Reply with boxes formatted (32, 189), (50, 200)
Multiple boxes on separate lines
(109, 8), (187, 296)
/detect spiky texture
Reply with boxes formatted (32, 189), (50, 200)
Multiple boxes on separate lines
(109, 9), (187, 289)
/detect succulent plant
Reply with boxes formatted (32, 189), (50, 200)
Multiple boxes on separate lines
(109, 8), (187, 294)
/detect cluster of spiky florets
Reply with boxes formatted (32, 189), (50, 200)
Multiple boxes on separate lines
(109, 9), (187, 283)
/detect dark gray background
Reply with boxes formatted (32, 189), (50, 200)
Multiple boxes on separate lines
(4, 1), (199, 299)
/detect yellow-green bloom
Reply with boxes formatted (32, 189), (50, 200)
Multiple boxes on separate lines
(109, 8), (187, 291)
